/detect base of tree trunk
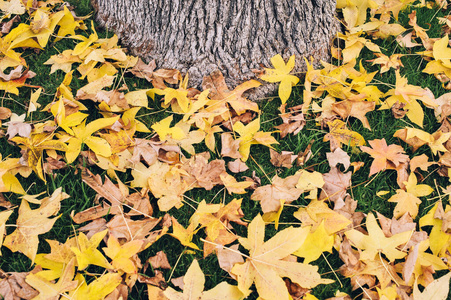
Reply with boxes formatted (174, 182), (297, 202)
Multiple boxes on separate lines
(91, 0), (338, 100)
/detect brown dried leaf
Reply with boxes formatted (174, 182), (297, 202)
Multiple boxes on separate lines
(410, 154), (436, 172)
(0, 107), (12, 120)
(391, 101), (407, 119)
(359, 257), (405, 289)
(332, 100), (375, 130)
(202, 70), (260, 115)
(251, 173), (303, 213)
(269, 149), (296, 168)
(148, 251), (171, 269)
(138, 270), (168, 290)
(129, 58), (181, 89)
(275, 104), (305, 138)
(81, 169), (127, 203)
(77, 218), (107, 239)
(227, 159), (249, 173)
(107, 215), (162, 243)
(242, 171), (261, 190)
(72, 203), (122, 224)
(125, 192), (153, 217)
(296, 140), (314, 166)
(221, 132), (242, 159)
(0, 271), (39, 300)
(1, 15), (19, 34)
(217, 244), (244, 279)
(396, 32), (422, 48)
(284, 278), (310, 300)
(326, 148), (351, 170)
(319, 167), (352, 209)
(0, 65), (24, 81)
(104, 284), (129, 300)
(360, 138), (409, 176)
(181, 152), (226, 190)
(5, 114), (32, 139)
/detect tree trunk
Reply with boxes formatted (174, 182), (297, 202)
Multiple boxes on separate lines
(91, 0), (338, 98)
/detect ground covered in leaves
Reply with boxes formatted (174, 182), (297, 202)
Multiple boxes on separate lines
(1, 0), (451, 299)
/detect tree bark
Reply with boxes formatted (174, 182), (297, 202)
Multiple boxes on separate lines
(91, 0), (338, 99)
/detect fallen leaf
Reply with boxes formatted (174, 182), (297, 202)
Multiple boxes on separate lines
(4, 188), (68, 263)
(326, 148), (351, 170)
(260, 54), (300, 104)
(217, 244), (244, 279)
(293, 221), (334, 264)
(220, 173), (253, 195)
(324, 119), (366, 151)
(148, 251), (171, 270)
(319, 167), (352, 209)
(231, 215), (333, 299)
(164, 259), (243, 300)
(70, 230), (112, 270)
(202, 70), (260, 115)
(360, 138), (409, 176)
(332, 100), (375, 130)
(169, 217), (199, 250)
(103, 235), (143, 274)
(227, 159), (249, 173)
(345, 213), (412, 262)
(269, 149), (296, 168)
(413, 271), (451, 300)
(25, 258), (78, 300)
(251, 173), (303, 213)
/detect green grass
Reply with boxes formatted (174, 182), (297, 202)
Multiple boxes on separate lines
(1, 0), (451, 299)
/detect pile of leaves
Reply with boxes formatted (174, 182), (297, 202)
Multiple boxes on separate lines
(1, 0), (451, 299)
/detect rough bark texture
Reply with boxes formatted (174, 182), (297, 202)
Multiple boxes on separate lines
(91, 0), (338, 99)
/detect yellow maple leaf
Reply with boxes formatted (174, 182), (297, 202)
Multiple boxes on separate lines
(337, 32), (381, 63)
(0, 210), (13, 255)
(424, 35), (451, 82)
(0, 156), (29, 194)
(231, 215), (333, 299)
(233, 118), (278, 161)
(70, 230), (112, 270)
(220, 173), (253, 194)
(55, 6), (84, 41)
(404, 127), (451, 155)
(380, 71), (437, 127)
(345, 213), (412, 262)
(4, 188), (68, 264)
(44, 49), (82, 73)
(151, 115), (186, 141)
(419, 202), (451, 256)
(413, 271), (451, 300)
(293, 221), (334, 264)
(69, 273), (122, 300)
(59, 115), (120, 163)
(131, 161), (190, 211)
(404, 172), (433, 197)
(164, 259), (243, 300)
(324, 119), (366, 150)
(103, 235), (143, 274)
(262, 199), (285, 230)
(25, 257), (78, 300)
(388, 190), (422, 219)
(260, 54), (299, 104)
(336, 0), (379, 28)
(169, 217), (200, 250)
(12, 132), (67, 181)
(293, 200), (351, 235)
(407, 239), (448, 287)
(72, 20), (98, 56)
